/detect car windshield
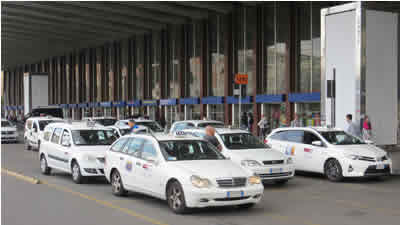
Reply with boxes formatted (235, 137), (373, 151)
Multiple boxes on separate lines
(135, 121), (163, 132)
(220, 133), (269, 150)
(38, 120), (59, 131)
(1, 121), (12, 127)
(71, 130), (117, 146)
(160, 140), (226, 161)
(319, 131), (366, 145)
(119, 128), (131, 136)
(94, 119), (117, 126)
(197, 122), (224, 128)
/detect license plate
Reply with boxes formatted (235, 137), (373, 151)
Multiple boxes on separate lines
(268, 168), (283, 174)
(376, 164), (384, 170)
(227, 191), (244, 198)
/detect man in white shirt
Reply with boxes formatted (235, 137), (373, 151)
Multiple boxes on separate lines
(345, 114), (360, 137)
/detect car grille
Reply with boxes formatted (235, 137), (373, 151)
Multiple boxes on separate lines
(216, 177), (247, 188)
(358, 156), (376, 162)
(97, 157), (105, 163)
(257, 172), (292, 178)
(214, 196), (250, 201)
(262, 160), (284, 165)
(1, 131), (14, 135)
(364, 165), (391, 175)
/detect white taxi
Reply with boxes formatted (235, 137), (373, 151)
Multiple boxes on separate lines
(266, 127), (393, 181)
(184, 128), (295, 184)
(1, 119), (18, 143)
(115, 119), (164, 133)
(169, 120), (224, 133)
(24, 116), (64, 150)
(83, 117), (118, 126)
(39, 121), (118, 183)
(104, 131), (264, 214)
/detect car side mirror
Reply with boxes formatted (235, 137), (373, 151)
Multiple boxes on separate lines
(311, 141), (323, 147)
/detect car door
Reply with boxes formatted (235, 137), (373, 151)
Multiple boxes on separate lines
(25, 119), (33, 141)
(47, 128), (63, 169)
(107, 138), (129, 178)
(302, 131), (328, 173)
(284, 130), (306, 170)
(267, 131), (288, 153)
(121, 137), (145, 191)
(58, 129), (73, 172)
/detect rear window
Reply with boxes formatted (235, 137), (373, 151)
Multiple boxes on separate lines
(31, 108), (63, 118)
(197, 122), (224, 128)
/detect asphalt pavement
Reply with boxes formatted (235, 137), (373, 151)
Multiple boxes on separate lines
(2, 142), (400, 225)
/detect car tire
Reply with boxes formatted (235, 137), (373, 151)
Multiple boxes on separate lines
(71, 162), (85, 184)
(40, 155), (51, 175)
(324, 159), (343, 182)
(24, 138), (31, 151)
(167, 181), (188, 214)
(237, 203), (255, 210)
(274, 179), (289, 185)
(111, 170), (127, 196)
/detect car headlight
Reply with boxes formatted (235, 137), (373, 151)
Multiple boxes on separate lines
(248, 175), (261, 185)
(286, 157), (293, 164)
(190, 175), (211, 188)
(345, 154), (360, 160)
(84, 155), (97, 162)
(241, 160), (262, 167)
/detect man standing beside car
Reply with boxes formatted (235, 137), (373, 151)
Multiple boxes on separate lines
(204, 126), (222, 151)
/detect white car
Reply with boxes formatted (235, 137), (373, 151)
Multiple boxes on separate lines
(169, 120), (225, 133)
(184, 128), (295, 184)
(24, 116), (64, 150)
(104, 131), (264, 214)
(83, 117), (118, 127)
(108, 125), (132, 137)
(1, 119), (18, 143)
(115, 119), (164, 133)
(266, 127), (393, 181)
(39, 121), (118, 183)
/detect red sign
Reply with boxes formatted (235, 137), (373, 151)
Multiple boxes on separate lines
(234, 74), (248, 85)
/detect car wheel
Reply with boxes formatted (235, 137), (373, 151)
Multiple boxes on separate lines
(24, 138), (31, 151)
(274, 179), (289, 185)
(111, 170), (127, 196)
(324, 159), (343, 182)
(40, 155), (51, 175)
(237, 203), (255, 210)
(167, 181), (188, 214)
(71, 162), (84, 184)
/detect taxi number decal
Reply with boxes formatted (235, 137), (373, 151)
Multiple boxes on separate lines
(126, 161), (133, 171)
(285, 146), (296, 156)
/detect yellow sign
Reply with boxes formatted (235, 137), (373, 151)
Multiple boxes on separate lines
(234, 74), (248, 85)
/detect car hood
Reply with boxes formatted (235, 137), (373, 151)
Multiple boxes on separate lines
(334, 144), (387, 157)
(171, 160), (251, 179)
(225, 148), (285, 161)
(1, 127), (17, 132)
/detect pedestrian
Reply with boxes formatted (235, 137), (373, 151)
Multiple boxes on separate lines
(257, 114), (270, 138)
(204, 126), (222, 151)
(344, 114), (360, 137)
(128, 120), (139, 133)
(159, 114), (166, 128)
(290, 114), (304, 127)
(362, 115), (372, 141)
(247, 112), (254, 132)
(240, 112), (247, 130)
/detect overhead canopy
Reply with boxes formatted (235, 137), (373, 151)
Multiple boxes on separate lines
(1, 1), (235, 69)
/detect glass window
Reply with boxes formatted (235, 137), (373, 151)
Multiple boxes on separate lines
(124, 138), (144, 157)
(187, 22), (202, 97)
(169, 25), (182, 98)
(220, 133), (269, 150)
(32, 122), (38, 131)
(152, 31), (162, 99)
(297, 3), (312, 93)
(159, 140), (226, 161)
(141, 140), (158, 160)
(38, 120), (59, 131)
(303, 131), (321, 145)
(94, 118), (117, 126)
(286, 130), (304, 143)
(61, 130), (71, 146)
(135, 121), (164, 133)
(71, 130), (117, 146)
(27, 120), (33, 129)
(43, 127), (54, 141)
(319, 131), (365, 145)
(270, 131), (287, 141)
(197, 122), (224, 128)
(209, 15), (226, 97)
(1, 121), (12, 127)
(263, 4), (276, 94)
(111, 138), (128, 152)
(136, 35), (145, 99)
(51, 128), (62, 144)
(276, 3), (290, 94)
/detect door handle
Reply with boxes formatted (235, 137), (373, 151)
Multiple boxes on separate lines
(120, 157), (124, 160)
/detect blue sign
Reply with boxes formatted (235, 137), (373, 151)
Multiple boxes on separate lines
(88, 102), (100, 108)
(17, 105), (24, 110)
(78, 103), (88, 108)
(179, 97), (199, 105)
(255, 94), (285, 103)
(113, 101), (126, 108)
(68, 104), (78, 109)
(142, 100), (158, 106)
(127, 100), (141, 107)
(226, 96), (252, 104)
(288, 92), (321, 103)
(60, 104), (69, 109)
(201, 96), (224, 104)
(100, 101), (112, 108)
(160, 98), (177, 106)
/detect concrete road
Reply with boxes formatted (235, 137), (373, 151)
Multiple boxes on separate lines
(2, 142), (400, 225)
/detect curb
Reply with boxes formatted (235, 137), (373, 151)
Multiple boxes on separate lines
(1, 168), (41, 184)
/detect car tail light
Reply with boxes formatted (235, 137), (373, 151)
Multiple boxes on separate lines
(264, 139), (268, 144)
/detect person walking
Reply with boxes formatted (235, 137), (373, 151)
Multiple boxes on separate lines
(247, 112), (254, 132)
(290, 114), (304, 127)
(204, 126), (222, 151)
(344, 114), (360, 137)
(362, 115), (372, 141)
(128, 120), (139, 133)
(257, 115), (270, 138)
(159, 114), (166, 128)
(240, 112), (248, 130)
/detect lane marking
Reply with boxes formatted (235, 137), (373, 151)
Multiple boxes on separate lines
(1, 168), (40, 184)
